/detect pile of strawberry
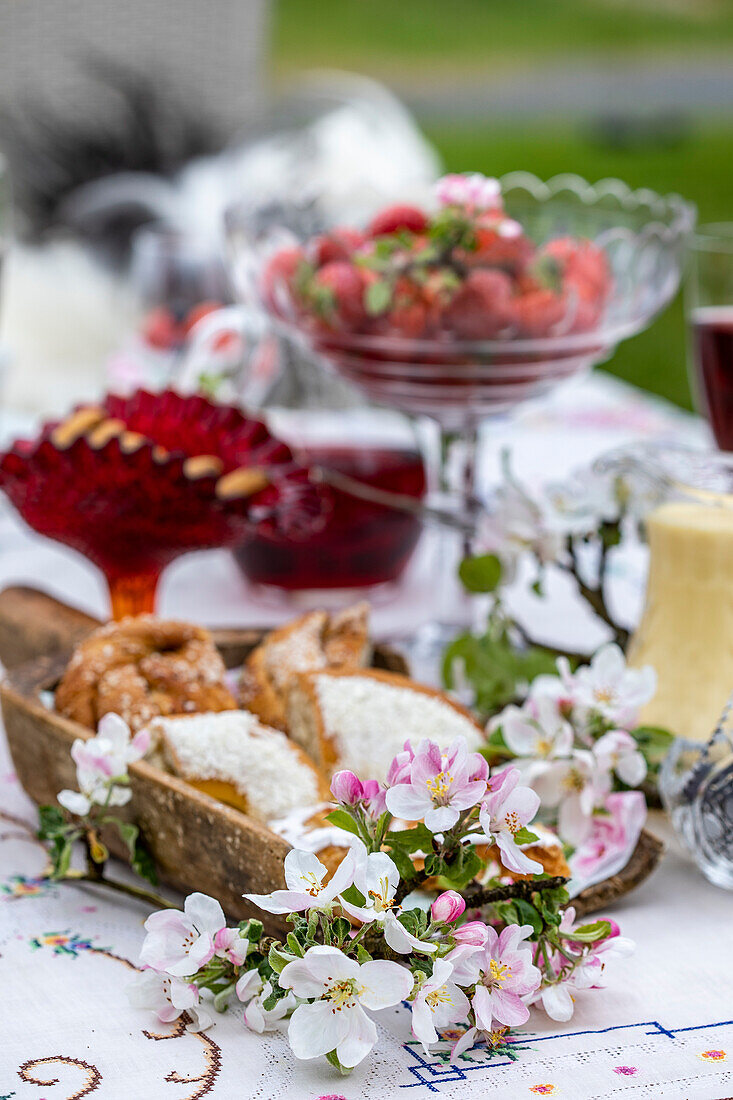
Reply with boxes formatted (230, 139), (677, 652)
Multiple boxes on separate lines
(261, 173), (612, 343)
(142, 300), (232, 353)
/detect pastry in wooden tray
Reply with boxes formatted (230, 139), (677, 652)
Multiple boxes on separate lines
(239, 603), (371, 729)
(286, 667), (485, 781)
(55, 616), (237, 731)
(152, 710), (328, 824)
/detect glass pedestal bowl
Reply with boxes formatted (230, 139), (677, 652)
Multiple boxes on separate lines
(225, 173), (695, 644)
(0, 389), (329, 618)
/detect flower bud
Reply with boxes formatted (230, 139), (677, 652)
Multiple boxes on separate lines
(330, 770), (364, 806)
(431, 890), (466, 924)
(362, 779), (387, 820)
(605, 918), (621, 940)
(452, 920), (489, 947)
(386, 740), (415, 786)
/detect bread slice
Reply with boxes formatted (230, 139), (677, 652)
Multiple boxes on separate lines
(239, 603), (371, 729)
(286, 668), (485, 781)
(149, 710), (328, 824)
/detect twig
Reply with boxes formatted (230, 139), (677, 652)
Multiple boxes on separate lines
(462, 875), (568, 910)
(59, 869), (177, 910)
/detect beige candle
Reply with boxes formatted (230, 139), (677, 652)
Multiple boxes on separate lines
(629, 499), (733, 741)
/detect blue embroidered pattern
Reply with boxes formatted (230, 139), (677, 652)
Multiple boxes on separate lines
(399, 1017), (733, 1091)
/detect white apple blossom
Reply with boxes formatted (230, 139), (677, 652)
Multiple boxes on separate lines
(213, 926), (251, 966)
(410, 959), (470, 1054)
(476, 475), (565, 582)
(140, 892), (226, 977)
(235, 968), (263, 1004)
(244, 848), (355, 915)
(567, 644), (656, 728)
(593, 730), (647, 787)
(127, 967), (212, 1031)
(340, 848), (437, 955)
(243, 981), (296, 1033)
(496, 696), (574, 762)
(57, 713), (150, 816)
(280, 946), (413, 1068)
(530, 750), (610, 847)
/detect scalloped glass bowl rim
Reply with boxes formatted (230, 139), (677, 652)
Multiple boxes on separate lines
(236, 171), (696, 361)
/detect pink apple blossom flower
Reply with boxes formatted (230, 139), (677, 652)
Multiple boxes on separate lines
(431, 891), (466, 924)
(386, 741), (415, 786)
(362, 779), (387, 820)
(330, 770), (364, 806)
(245, 848), (356, 915)
(593, 730), (647, 787)
(385, 738), (488, 832)
(127, 967), (212, 1031)
(568, 791), (647, 893)
(140, 892), (226, 977)
(452, 921), (489, 947)
(280, 945), (413, 1068)
(410, 958), (470, 1054)
(478, 768), (543, 875)
(58, 713), (150, 816)
(435, 172), (502, 212)
(213, 926), (251, 966)
(451, 923), (541, 1048)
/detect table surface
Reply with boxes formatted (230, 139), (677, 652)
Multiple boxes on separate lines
(2, 373), (732, 1100)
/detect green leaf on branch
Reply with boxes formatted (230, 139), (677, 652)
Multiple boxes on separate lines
(38, 804), (66, 839)
(458, 553), (503, 594)
(286, 932), (305, 957)
(387, 845), (418, 882)
(442, 615), (558, 717)
(325, 1049), (351, 1075)
(244, 919), (264, 942)
(50, 836), (74, 879)
(113, 820), (139, 858)
(325, 809), (362, 838)
(631, 726), (675, 771)
(440, 847), (484, 891)
(268, 944), (297, 974)
(131, 837), (159, 886)
(385, 825), (434, 854)
(563, 919), (611, 944)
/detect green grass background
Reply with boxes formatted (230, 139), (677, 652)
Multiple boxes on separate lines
(272, 0), (733, 409)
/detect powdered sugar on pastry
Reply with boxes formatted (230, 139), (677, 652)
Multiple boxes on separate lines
(150, 711), (322, 822)
(311, 673), (483, 781)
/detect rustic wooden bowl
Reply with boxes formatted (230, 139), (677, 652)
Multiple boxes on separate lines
(0, 587), (662, 927)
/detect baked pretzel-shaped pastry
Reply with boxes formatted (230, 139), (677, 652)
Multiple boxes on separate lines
(55, 616), (237, 731)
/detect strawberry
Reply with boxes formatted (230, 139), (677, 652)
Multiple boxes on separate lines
(540, 238), (612, 303)
(442, 269), (513, 340)
(312, 262), (367, 328)
(464, 225), (535, 275)
(142, 306), (181, 351)
(308, 227), (365, 266)
(510, 288), (568, 338)
(368, 204), (429, 238)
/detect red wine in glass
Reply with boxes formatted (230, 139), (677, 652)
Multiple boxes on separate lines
(691, 307), (733, 450)
(235, 444), (426, 589)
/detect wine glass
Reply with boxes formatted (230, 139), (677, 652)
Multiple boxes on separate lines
(225, 173), (695, 647)
(0, 154), (11, 424)
(686, 224), (733, 449)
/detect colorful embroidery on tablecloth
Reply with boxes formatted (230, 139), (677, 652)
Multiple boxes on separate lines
(29, 931), (98, 957)
(613, 1065), (638, 1075)
(1, 874), (53, 898)
(699, 1049), (727, 1062)
(529, 1086), (557, 1095)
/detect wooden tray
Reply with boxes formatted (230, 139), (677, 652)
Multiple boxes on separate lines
(0, 587), (662, 926)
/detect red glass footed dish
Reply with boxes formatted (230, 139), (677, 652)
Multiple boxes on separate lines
(0, 390), (329, 618)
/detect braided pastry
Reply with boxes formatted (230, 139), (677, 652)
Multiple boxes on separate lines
(55, 616), (237, 731)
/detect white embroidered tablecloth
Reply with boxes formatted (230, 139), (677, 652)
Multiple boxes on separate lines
(2, 373), (733, 1100)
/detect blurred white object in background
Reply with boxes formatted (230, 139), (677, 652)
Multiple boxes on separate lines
(0, 73), (440, 416)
